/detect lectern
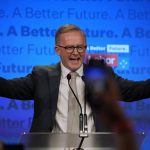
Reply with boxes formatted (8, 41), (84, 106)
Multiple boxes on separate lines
(20, 132), (145, 150)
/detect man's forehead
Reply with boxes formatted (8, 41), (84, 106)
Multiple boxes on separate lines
(59, 31), (86, 42)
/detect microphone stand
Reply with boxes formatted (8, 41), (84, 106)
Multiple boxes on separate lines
(67, 74), (88, 150)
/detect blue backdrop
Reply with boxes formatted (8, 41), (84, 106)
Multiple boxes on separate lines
(0, 0), (150, 149)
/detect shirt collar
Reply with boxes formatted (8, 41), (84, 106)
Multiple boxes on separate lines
(60, 62), (83, 79)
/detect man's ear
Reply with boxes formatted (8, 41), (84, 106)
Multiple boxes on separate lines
(55, 46), (61, 55)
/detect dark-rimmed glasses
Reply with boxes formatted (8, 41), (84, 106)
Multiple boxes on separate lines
(57, 45), (87, 53)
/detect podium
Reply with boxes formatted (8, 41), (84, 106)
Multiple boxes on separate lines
(20, 132), (146, 150)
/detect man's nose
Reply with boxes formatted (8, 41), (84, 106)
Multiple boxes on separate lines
(72, 47), (79, 54)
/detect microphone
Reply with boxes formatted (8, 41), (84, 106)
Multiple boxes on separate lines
(67, 74), (88, 137)
(67, 73), (71, 80)
(81, 75), (85, 81)
(67, 74), (82, 113)
(81, 76), (88, 137)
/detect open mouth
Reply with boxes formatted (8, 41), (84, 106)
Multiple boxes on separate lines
(69, 58), (80, 61)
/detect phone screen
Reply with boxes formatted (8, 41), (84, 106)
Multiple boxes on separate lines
(84, 67), (108, 93)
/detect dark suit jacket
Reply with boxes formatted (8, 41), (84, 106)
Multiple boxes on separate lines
(0, 63), (150, 132)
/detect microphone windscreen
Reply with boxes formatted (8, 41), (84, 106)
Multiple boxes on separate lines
(81, 76), (85, 82)
(67, 73), (71, 81)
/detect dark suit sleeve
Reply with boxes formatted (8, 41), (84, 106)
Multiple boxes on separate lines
(0, 70), (35, 100)
(111, 69), (150, 102)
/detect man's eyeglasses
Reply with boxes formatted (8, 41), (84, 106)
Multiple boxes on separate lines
(57, 45), (87, 53)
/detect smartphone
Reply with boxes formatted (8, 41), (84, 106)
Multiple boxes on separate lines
(84, 66), (108, 93)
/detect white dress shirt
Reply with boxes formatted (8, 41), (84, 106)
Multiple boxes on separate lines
(53, 62), (95, 133)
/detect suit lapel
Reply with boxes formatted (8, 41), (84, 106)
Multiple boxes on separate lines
(48, 63), (61, 116)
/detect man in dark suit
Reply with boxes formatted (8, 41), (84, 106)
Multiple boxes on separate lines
(0, 24), (150, 133)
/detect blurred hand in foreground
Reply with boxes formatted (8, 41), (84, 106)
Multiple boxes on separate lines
(85, 59), (138, 150)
